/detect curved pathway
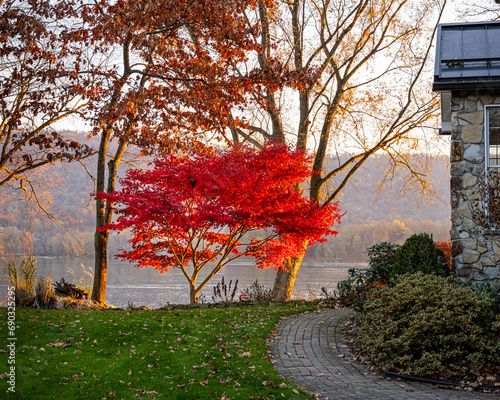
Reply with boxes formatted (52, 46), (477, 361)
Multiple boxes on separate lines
(268, 308), (498, 400)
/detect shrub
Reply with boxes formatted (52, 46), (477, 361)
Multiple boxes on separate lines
(355, 273), (500, 379)
(337, 242), (399, 307)
(392, 233), (450, 277)
(212, 276), (239, 303)
(239, 280), (273, 302)
(460, 280), (500, 317)
(365, 241), (399, 284)
(338, 235), (451, 308)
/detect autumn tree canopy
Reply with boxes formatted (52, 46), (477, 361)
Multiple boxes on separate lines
(0, 1), (93, 191)
(224, 0), (448, 299)
(98, 145), (342, 304)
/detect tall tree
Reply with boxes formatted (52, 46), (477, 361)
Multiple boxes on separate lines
(97, 145), (342, 304)
(0, 1), (93, 192)
(58, 0), (303, 303)
(226, 0), (447, 299)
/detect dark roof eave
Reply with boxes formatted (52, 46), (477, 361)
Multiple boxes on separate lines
(433, 79), (500, 92)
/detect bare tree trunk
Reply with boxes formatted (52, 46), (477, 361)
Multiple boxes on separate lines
(91, 127), (112, 303)
(92, 141), (127, 303)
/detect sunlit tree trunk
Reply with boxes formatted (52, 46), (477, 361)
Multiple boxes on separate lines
(272, 251), (306, 301)
(92, 128), (126, 303)
(91, 36), (139, 303)
(189, 285), (199, 305)
(92, 126), (112, 303)
(93, 231), (109, 303)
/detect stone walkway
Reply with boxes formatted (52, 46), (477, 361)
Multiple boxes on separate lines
(268, 308), (498, 400)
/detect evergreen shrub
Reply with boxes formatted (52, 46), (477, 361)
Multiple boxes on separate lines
(392, 233), (450, 277)
(355, 273), (500, 378)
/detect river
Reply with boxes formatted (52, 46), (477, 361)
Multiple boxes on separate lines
(0, 257), (367, 308)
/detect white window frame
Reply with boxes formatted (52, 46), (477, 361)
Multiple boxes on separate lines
(485, 105), (500, 170)
(484, 105), (500, 231)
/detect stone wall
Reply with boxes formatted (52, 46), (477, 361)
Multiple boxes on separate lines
(450, 92), (500, 285)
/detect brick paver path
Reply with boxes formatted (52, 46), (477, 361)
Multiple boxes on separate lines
(268, 308), (498, 400)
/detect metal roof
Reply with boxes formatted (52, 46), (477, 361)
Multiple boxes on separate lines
(433, 21), (500, 91)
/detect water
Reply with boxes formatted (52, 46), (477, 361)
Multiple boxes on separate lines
(0, 257), (367, 308)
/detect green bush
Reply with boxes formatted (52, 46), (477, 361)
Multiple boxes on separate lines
(355, 273), (500, 378)
(338, 234), (452, 308)
(365, 241), (399, 284)
(460, 280), (500, 317)
(392, 233), (449, 277)
(337, 242), (399, 307)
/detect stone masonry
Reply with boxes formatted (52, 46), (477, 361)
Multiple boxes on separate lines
(450, 92), (500, 285)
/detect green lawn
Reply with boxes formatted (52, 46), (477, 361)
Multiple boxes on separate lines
(1, 302), (322, 399)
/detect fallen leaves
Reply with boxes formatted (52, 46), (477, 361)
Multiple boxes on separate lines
(46, 342), (71, 348)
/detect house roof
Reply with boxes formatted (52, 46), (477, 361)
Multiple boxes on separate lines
(433, 21), (500, 91)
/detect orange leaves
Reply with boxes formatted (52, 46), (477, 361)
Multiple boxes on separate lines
(434, 241), (451, 269)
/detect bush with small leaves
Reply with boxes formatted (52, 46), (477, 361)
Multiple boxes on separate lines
(392, 233), (450, 277)
(355, 273), (500, 379)
(459, 280), (500, 317)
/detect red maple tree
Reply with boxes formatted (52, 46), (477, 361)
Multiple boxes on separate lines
(98, 145), (342, 304)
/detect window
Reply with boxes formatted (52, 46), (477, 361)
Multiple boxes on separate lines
(486, 106), (500, 168)
(484, 106), (500, 229)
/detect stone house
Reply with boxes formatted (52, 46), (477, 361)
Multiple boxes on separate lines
(433, 21), (500, 285)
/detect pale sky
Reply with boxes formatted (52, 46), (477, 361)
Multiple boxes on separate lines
(441, 0), (499, 23)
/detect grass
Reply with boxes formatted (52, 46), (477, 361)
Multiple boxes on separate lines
(1, 302), (323, 399)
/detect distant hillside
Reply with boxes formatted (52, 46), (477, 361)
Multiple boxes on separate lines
(306, 154), (451, 260)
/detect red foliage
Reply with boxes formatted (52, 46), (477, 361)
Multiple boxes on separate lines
(97, 145), (342, 302)
(435, 241), (451, 269)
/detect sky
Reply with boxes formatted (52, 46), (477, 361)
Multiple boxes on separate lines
(442, 0), (500, 23)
